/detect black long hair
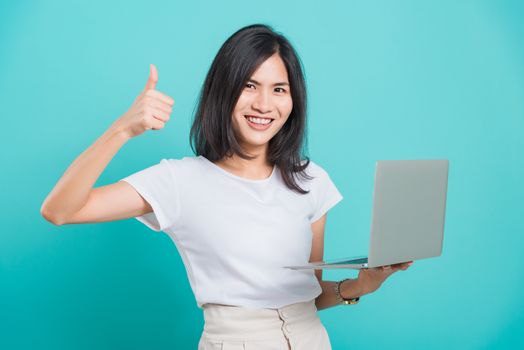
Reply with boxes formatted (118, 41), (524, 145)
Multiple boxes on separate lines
(189, 23), (312, 194)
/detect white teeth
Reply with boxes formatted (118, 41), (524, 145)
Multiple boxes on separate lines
(246, 116), (272, 125)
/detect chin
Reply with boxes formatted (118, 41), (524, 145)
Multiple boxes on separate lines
(242, 138), (271, 148)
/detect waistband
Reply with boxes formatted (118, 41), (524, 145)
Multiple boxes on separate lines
(202, 299), (321, 341)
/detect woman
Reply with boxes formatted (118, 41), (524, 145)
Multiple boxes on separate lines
(41, 24), (412, 350)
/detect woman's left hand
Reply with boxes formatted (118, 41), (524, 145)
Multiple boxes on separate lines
(355, 261), (413, 296)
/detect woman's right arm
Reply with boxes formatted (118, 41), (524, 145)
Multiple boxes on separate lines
(40, 64), (175, 225)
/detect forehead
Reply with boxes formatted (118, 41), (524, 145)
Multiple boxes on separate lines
(250, 54), (289, 83)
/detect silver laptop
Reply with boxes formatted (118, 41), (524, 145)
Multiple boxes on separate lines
(284, 159), (449, 270)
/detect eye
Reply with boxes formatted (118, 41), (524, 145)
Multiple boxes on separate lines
(275, 87), (286, 93)
(245, 83), (255, 89)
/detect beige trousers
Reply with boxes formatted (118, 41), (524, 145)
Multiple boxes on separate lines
(198, 299), (332, 350)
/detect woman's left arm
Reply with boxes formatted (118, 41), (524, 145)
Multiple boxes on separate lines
(311, 214), (412, 311)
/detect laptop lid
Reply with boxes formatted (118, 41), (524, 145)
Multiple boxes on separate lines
(367, 160), (449, 268)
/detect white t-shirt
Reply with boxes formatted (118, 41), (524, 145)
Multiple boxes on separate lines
(119, 155), (343, 309)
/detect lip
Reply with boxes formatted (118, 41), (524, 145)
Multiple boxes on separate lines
(244, 115), (274, 131)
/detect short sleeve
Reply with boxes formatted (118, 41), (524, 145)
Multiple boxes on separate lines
(310, 167), (344, 223)
(118, 158), (180, 232)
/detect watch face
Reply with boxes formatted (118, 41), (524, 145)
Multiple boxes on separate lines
(342, 297), (359, 305)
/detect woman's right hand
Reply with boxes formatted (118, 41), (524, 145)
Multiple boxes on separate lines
(114, 64), (175, 139)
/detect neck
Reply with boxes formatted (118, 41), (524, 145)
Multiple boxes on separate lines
(215, 144), (274, 179)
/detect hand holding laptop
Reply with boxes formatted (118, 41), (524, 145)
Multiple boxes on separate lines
(357, 260), (413, 294)
(337, 261), (414, 299)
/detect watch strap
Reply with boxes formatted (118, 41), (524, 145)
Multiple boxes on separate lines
(334, 278), (360, 305)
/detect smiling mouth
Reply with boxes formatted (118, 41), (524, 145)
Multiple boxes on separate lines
(244, 115), (274, 125)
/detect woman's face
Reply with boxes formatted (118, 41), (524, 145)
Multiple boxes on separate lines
(231, 53), (293, 153)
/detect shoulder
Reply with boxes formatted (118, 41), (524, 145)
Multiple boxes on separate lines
(121, 156), (202, 186)
(292, 159), (331, 190)
(163, 155), (200, 167)
(162, 156), (202, 174)
(301, 159), (330, 179)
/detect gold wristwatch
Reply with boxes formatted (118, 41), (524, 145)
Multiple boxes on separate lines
(334, 278), (360, 305)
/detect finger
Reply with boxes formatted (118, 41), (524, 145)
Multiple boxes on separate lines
(389, 264), (404, 271)
(145, 89), (175, 106)
(400, 262), (413, 269)
(143, 63), (158, 92)
(150, 117), (165, 130)
(149, 106), (170, 122)
(397, 263), (412, 271)
(148, 98), (173, 114)
(392, 261), (412, 268)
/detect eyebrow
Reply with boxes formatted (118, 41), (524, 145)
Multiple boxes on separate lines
(248, 79), (289, 87)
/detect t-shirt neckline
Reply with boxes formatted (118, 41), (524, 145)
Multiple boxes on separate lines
(198, 155), (277, 183)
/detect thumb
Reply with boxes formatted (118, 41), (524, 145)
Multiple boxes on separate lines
(143, 63), (158, 92)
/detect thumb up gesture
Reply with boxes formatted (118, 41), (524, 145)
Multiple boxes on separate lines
(115, 64), (175, 139)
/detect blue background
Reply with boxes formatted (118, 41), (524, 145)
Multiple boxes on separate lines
(1, 0), (523, 349)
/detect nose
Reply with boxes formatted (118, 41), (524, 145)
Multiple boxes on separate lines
(252, 89), (273, 114)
